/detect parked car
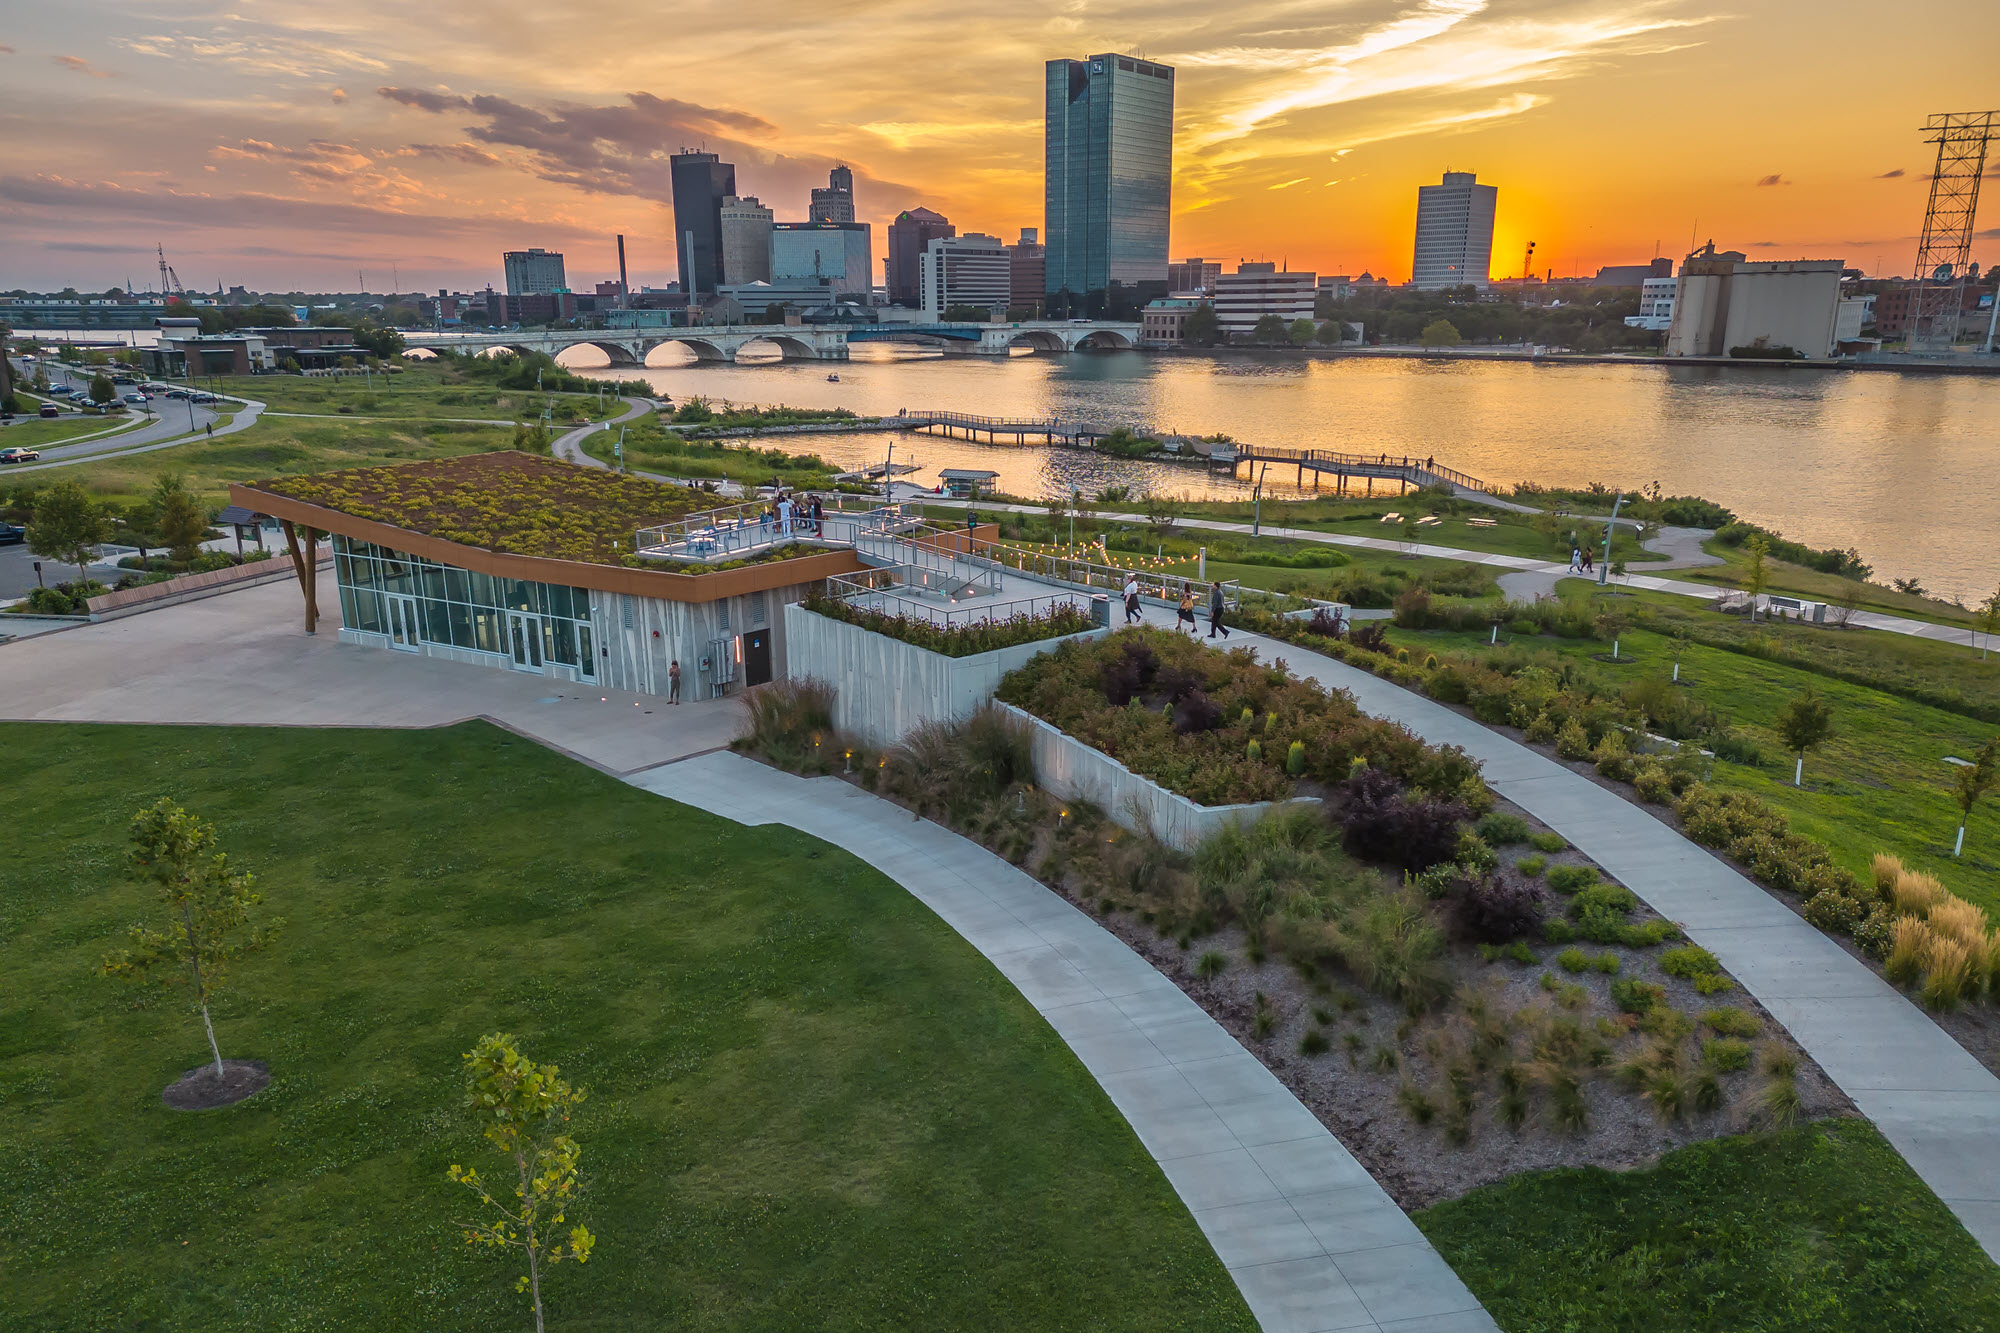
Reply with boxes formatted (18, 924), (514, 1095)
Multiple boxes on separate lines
(1, 446), (43, 463)
(47, 384), (75, 397)
(166, 388), (191, 399)
(38, 405), (59, 419)
(0, 523), (24, 546)
(121, 393), (146, 406)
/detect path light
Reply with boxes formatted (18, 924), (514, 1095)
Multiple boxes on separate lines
(1058, 809), (1068, 829)
(844, 749), (853, 774)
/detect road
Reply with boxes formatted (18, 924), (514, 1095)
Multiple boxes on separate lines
(7, 359), (262, 471)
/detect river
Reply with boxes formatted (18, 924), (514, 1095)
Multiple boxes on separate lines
(558, 344), (2000, 599)
(21, 329), (1997, 594)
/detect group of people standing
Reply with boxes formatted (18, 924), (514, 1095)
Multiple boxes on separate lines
(1122, 573), (1231, 640)
(761, 492), (824, 538)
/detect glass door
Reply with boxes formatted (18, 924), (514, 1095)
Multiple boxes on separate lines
(384, 593), (421, 651)
(506, 611), (544, 671)
(575, 622), (596, 680)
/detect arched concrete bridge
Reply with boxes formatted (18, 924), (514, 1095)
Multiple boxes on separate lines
(402, 320), (1140, 365)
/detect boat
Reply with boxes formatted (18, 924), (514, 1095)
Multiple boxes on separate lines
(826, 373), (841, 382)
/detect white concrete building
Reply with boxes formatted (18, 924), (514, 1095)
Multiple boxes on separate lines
(719, 197), (774, 285)
(1411, 172), (1497, 291)
(718, 278), (838, 312)
(1213, 262), (1316, 336)
(1625, 276), (1676, 332)
(502, 248), (567, 296)
(921, 233), (1012, 319)
(1665, 244), (1845, 358)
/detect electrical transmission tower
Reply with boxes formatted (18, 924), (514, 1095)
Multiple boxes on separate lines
(1907, 110), (1997, 354)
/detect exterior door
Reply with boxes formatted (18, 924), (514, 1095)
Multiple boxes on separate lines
(507, 611), (544, 671)
(576, 622), (596, 680)
(384, 593), (421, 651)
(743, 628), (772, 686)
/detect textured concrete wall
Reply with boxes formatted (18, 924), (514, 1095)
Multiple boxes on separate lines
(782, 603), (1099, 746)
(996, 702), (1320, 853)
(594, 580), (812, 700)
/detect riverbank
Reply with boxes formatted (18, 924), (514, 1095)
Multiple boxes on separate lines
(1146, 344), (2000, 375)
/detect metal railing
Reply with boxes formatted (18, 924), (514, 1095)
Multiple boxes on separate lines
(823, 572), (1092, 629)
(902, 409), (1065, 432)
(1225, 444), (1487, 493)
(890, 523), (1250, 612)
(634, 494), (920, 563)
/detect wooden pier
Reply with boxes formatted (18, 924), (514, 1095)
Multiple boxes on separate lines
(1217, 444), (1488, 496)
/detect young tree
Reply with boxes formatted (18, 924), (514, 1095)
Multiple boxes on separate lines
(1314, 319), (1345, 346)
(1287, 317), (1316, 346)
(1832, 577), (1865, 630)
(153, 472), (209, 565)
(1774, 687), (1835, 787)
(1181, 302), (1221, 347)
(29, 478), (109, 587)
(101, 798), (279, 1080)
(1419, 319), (1462, 348)
(88, 372), (117, 406)
(1743, 534), (1771, 617)
(1251, 313), (1289, 345)
(1950, 737), (1999, 857)
(448, 1034), (596, 1333)
(1977, 584), (2000, 660)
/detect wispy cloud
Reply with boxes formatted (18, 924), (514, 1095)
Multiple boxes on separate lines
(54, 55), (111, 78)
(1755, 174), (1789, 187)
(330, 87), (349, 104)
(1269, 177), (1309, 190)
(1876, 168), (1904, 178)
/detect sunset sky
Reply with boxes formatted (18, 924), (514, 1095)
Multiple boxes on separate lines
(2, 0), (1996, 295)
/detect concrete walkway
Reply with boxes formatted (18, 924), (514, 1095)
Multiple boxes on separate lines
(925, 497), (1987, 650)
(1182, 611), (2000, 1264)
(635, 751), (1498, 1333)
(1496, 523), (1721, 602)
(553, 396), (654, 468)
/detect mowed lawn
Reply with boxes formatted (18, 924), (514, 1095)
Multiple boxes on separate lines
(0, 721), (1253, 1332)
(1419, 1118), (2000, 1332)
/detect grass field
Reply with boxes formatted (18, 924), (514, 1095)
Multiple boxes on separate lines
(40, 417), (520, 507)
(0, 720), (1254, 1331)
(581, 415), (836, 490)
(1418, 1118), (2000, 1332)
(1, 409), (151, 450)
(1392, 610), (2000, 916)
(1165, 492), (1662, 565)
(206, 366), (621, 423)
(1688, 544), (1990, 630)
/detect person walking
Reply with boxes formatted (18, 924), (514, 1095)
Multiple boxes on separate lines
(204, 422), (213, 438)
(1581, 545), (1594, 574)
(1568, 545), (1581, 574)
(1123, 573), (1141, 625)
(668, 659), (682, 704)
(1207, 581), (1230, 639)
(1176, 583), (1198, 635)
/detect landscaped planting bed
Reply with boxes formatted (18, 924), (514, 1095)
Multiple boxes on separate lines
(800, 591), (1094, 657)
(994, 626), (1486, 807)
(254, 450), (714, 565)
(741, 634), (1848, 1207)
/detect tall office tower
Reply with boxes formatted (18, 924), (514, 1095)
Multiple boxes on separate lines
(719, 196), (775, 285)
(887, 206), (955, 306)
(1044, 53), (1174, 318)
(809, 165), (856, 223)
(669, 149), (736, 295)
(502, 248), (567, 296)
(1411, 171), (1497, 290)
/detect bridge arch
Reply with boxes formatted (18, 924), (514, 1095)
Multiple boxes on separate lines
(1007, 330), (1067, 353)
(736, 334), (820, 362)
(580, 340), (644, 367)
(1071, 329), (1135, 351)
(668, 338), (731, 363)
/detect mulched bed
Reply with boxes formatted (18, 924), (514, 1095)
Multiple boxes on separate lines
(162, 1059), (271, 1111)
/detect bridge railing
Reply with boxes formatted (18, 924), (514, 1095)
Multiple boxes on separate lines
(903, 409), (1064, 431)
(634, 494), (920, 563)
(1233, 444), (1487, 493)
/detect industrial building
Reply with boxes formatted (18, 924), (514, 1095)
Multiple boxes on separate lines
(1044, 53), (1175, 317)
(1625, 276), (1677, 332)
(1665, 244), (1845, 358)
(1411, 172), (1497, 290)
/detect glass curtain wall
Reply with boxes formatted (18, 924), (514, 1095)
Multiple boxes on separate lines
(332, 534), (597, 679)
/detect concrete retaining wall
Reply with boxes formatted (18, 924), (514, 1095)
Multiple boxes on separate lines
(995, 702), (1320, 853)
(86, 549), (330, 622)
(782, 602), (1099, 746)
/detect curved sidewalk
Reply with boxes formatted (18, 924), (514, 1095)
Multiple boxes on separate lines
(633, 751), (1498, 1333)
(1207, 616), (2000, 1262)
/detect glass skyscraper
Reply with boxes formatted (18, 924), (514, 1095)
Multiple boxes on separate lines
(1044, 53), (1174, 319)
(670, 150), (736, 296)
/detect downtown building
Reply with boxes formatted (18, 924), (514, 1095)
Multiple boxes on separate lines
(1411, 172), (1497, 290)
(670, 150), (737, 296)
(502, 248), (567, 296)
(1167, 257), (1222, 295)
(719, 197), (774, 285)
(1212, 263), (1316, 337)
(1007, 228), (1046, 314)
(922, 233), (1012, 319)
(1044, 53), (1174, 318)
(810, 166), (856, 223)
(771, 221), (873, 299)
(887, 207), (954, 307)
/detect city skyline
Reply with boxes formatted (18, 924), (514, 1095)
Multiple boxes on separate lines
(1, 0), (1997, 293)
